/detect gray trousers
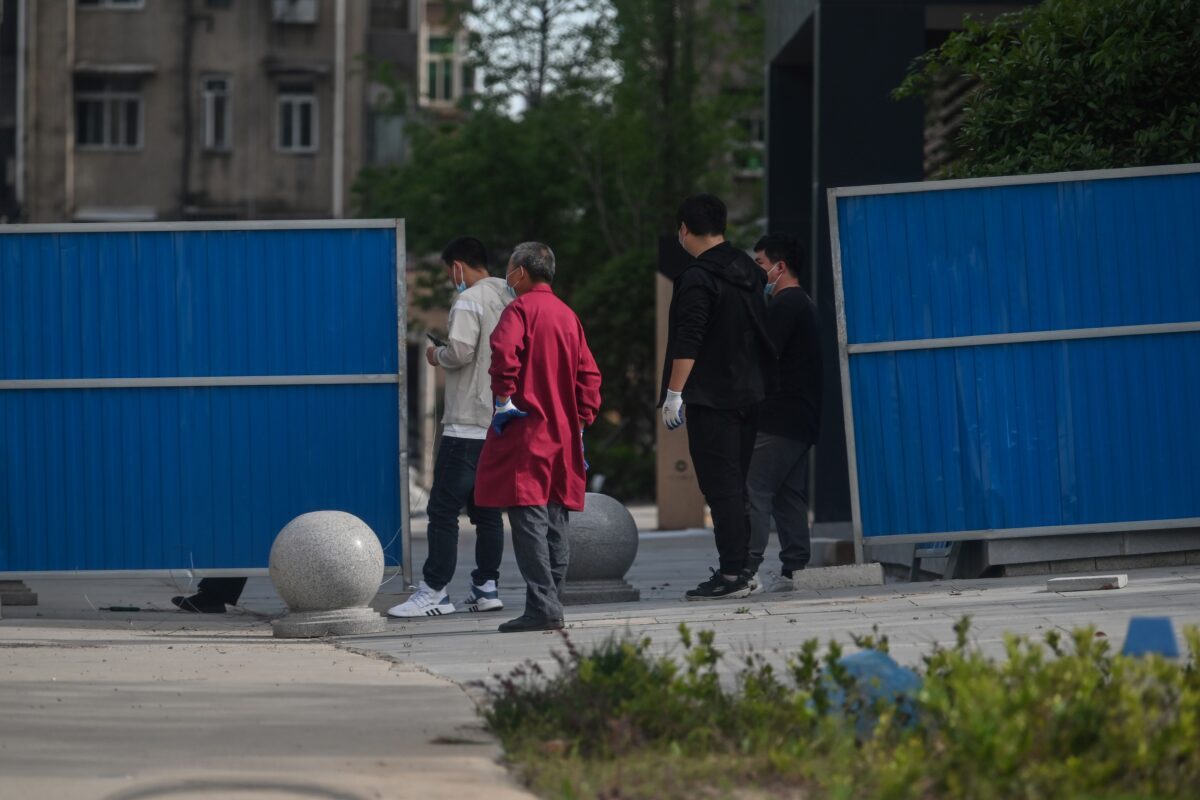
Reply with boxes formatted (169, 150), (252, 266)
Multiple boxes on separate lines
(746, 433), (812, 574)
(508, 504), (570, 621)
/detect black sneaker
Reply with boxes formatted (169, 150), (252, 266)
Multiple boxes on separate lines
(498, 614), (565, 633)
(685, 569), (752, 601)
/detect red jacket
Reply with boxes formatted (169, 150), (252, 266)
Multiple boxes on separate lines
(474, 284), (602, 511)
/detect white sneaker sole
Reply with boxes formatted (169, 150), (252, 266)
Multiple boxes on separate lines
(463, 597), (504, 612)
(387, 603), (456, 618)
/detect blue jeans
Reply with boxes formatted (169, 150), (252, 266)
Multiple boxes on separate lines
(422, 436), (505, 591)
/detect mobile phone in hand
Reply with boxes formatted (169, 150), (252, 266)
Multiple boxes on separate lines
(426, 332), (448, 348)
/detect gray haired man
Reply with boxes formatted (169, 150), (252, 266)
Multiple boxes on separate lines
(474, 243), (603, 632)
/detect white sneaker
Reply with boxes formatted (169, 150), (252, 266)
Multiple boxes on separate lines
(766, 571), (797, 593)
(460, 580), (504, 613)
(387, 581), (455, 617)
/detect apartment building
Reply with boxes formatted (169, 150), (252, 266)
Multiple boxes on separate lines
(3, 0), (472, 223)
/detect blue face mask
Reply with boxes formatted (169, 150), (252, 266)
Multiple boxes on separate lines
(505, 267), (523, 298)
(453, 263), (467, 294)
(763, 262), (783, 300)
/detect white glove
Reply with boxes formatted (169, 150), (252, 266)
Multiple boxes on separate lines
(662, 389), (685, 430)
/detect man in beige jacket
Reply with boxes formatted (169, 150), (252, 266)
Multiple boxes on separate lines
(388, 237), (513, 618)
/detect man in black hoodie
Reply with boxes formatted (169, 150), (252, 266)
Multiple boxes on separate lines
(660, 194), (776, 600)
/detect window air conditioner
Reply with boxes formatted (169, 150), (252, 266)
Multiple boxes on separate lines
(272, 0), (319, 24)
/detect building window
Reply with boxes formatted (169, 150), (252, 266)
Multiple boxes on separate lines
(202, 77), (232, 151)
(371, 0), (411, 30)
(426, 36), (456, 103)
(277, 82), (317, 153)
(77, 0), (145, 9)
(75, 76), (143, 150)
(369, 111), (406, 164)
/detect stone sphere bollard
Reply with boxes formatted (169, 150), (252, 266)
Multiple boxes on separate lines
(561, 493), (640, 605)
(269, 511), (388, 638)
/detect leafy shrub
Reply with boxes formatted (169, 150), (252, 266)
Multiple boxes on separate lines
(894, 0), (1200, 178)
(482, 620), (1200, 799)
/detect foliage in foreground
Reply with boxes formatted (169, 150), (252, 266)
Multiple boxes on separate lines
(482, 621), (1200, 800)
(895, 0), (1200, 178)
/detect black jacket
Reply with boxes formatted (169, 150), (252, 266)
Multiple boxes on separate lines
(758, 286), (822, 443)
(659, 242), (776, 409)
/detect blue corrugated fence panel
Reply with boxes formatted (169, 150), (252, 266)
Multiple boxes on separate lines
(839, 172), (1200, 346)
(0, 229), (397, 380)
(850, 335), (1200, 537)
(836, 168), (1200, 539)
(0, 225), (401, 572)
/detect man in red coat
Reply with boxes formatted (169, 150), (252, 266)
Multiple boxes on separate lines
(474, 241), (602, 633)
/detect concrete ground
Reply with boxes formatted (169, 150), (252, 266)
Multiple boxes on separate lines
(360, 528), (1200, 687)
(0, 616), (533, 800)
(3, 524), (1200, 799)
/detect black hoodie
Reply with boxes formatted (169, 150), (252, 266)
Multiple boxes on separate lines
(659, 241), (777, 409)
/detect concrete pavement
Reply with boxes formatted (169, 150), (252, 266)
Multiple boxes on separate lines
(3, 526), (1199, 799)
(0, 618), (535, 800)
(0, 564), (538, 800)
(355, 529), (1200, 688)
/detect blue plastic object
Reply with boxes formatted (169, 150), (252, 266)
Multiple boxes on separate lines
(1122, 617), (1180, 658)
(821, 649), (922, 738)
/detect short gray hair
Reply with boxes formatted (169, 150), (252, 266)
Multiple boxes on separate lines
(509, 241), (556, 283)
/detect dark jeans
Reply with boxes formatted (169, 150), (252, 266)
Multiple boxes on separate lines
(195, 577), (246, 605)
(687, 404), (758, 575)
(422, 436), (505, 591)
(508, 504), (569, 621)
(746, 433), (812, 574)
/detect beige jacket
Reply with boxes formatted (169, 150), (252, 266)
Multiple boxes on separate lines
(436, 277), (512, 428)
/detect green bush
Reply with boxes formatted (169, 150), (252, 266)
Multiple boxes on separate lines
(894, 0), (1200, 178)
(482, 620), (1200, 799)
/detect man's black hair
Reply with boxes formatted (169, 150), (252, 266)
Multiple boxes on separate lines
(754, 233), (803, 279)
(441, 236), (489, 271)
(677, 194), (727, 237)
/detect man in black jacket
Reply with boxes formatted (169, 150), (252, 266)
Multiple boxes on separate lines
(660, 194), (776, 600)
(745, 233), (823, 593)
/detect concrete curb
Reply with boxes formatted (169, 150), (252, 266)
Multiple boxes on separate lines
(1047, 574), (1129, 592)
(792, 562), (885, 590)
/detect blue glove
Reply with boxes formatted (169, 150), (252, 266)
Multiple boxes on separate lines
(581, 429), (590, 471)
(492, 397), (528, 435)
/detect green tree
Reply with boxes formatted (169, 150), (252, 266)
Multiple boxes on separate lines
(895, 0), (1200, 178)
(354, 0), (763, 500)
(460, 0), (615, 110)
